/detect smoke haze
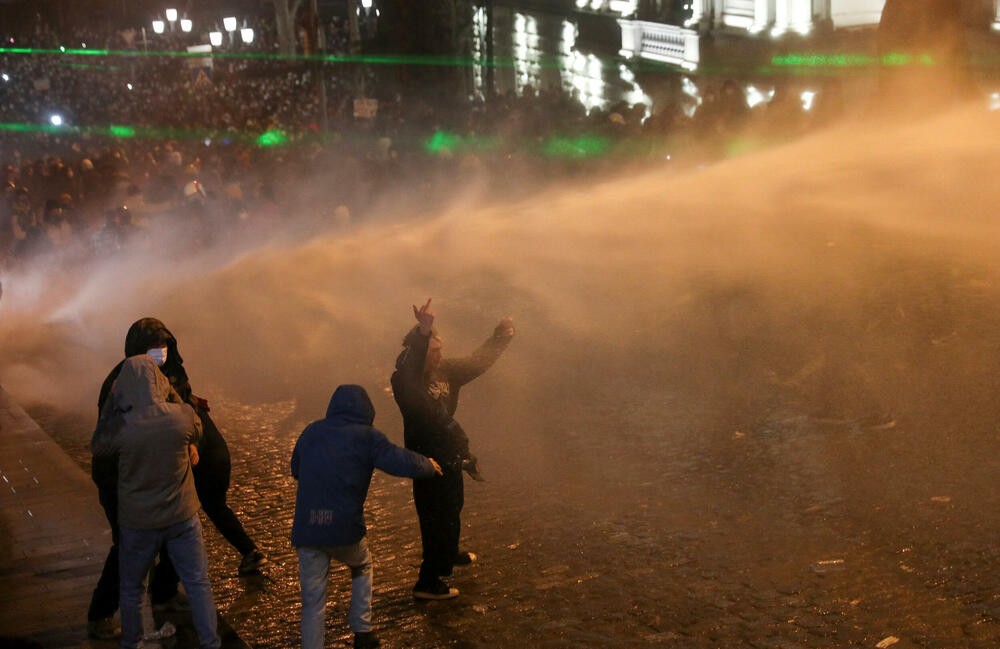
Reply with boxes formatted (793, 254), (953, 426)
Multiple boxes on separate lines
(3, 104), (1000, 487)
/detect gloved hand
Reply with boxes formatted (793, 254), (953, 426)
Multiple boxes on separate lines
(462, 455), (486, 482)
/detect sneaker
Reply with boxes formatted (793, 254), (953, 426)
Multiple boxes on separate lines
(453, 551), (477, 566)
(151, 594), (191, 612)
(353, 631), (381, 649)
(413, 578), (459, 600)
(238, 549), (268, 575)
(87, 617), (120, 640)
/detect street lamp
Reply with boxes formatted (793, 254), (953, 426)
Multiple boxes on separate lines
(223, 17), (237, 32)
(361, 0), (372, 8)
(165, 8), (177, 22)
(240, 28), (254, 44)
(210, 31), (223, 46)
(152, 20), (165, 34)
(50, 114), (64, 127)
(180, 19), (192, 32)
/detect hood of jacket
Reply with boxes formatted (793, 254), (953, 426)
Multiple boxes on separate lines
(325, 384), (375, 425)
(124, 317), (181, 362)
(112, 355), (173, 411)
(122, 317), (191, 402)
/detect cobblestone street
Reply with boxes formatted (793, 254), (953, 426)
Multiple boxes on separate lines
(38, 371), (1000, 649)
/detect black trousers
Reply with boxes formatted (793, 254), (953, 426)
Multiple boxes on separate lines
(87, 488), (176, 621)
(413, 468), (464, 583)
(191, 457), (257, 557)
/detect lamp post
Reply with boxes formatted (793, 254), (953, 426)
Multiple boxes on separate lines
(309, 0), (329, 133)
(152, 19), (165, 34)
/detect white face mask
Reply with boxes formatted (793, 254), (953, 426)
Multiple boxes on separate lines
(146, 347), (168, 367)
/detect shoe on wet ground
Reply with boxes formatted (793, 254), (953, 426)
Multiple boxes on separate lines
(453, 551), (477, 566)
(238, 549), (268, 574)
(413, 578), (459, 600)
(353, 631), (381, 649)
(87, 617), (120, 639)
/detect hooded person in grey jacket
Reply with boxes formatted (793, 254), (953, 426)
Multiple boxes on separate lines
(291, 384), (440, 649)
(92, 355), (221, 649)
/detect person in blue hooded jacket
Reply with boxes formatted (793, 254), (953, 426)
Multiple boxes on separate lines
(291, 384), (441, 649)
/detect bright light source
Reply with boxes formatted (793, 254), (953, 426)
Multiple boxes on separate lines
(204, 138), (212, 146)
(180, 19), (192, 32)
(152, 20), (165, 34)
(165, 8), (178, 21)
(745, 85), (772, 108)
(59, 45), (65, 52)
(989, 93), (1000, 111)
(81, 42), (86, 48)
(50, 114), (63, 127)
(223, 17), (237, 32)
(800, 90), (817, 111)
(361, 0), (373, 8)
(127, 83), (133, 90)
(375, 8), (380, 16)
(210, 31), (223, 46)
(609, 0), (637, 15)
(240, 28), (254, 43)
(1, 73), (8, 82)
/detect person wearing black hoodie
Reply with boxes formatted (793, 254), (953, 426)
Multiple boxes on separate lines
(391, 299), (514, 600)
(87, 318), (265, 637)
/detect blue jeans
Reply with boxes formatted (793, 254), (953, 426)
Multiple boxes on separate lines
(297, 539), (373, 649)
(119, 515), (220, 649)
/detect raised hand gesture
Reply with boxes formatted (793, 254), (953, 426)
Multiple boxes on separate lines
(413, 298), (435, 335)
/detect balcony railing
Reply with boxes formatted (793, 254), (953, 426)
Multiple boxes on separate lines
(618, 19), (699, 71)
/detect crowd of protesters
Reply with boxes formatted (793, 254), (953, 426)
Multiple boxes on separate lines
(0, 7), (846, 276)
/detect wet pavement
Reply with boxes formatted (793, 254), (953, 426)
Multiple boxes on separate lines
(0, 388), (245, 649)
(33, 375), (1000, 649)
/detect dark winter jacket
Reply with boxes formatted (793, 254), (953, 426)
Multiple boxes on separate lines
(92, 317), (228, 491)
(91, 355), (203, 530)
(291, 385), (436, 547)
(391, 324), (511, 469)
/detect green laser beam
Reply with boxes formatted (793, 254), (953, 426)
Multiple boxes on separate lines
(771, 52), (937, 67)
(256, 128), (289, 147)
(0, 121), (667, 159)
(0, 122), (244, 143)
(0, 119), (787, 164)
(0, 46), (519, 68)
(423, 131), (499, 154)
(0, 45), (966, 82)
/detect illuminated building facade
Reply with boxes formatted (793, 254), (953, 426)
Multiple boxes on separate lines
(617, 0), (887, 70)
(476, 0), (998, 117)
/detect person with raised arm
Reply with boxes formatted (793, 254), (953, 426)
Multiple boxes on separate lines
(391, 299), (514, 600)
